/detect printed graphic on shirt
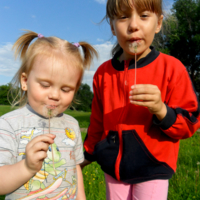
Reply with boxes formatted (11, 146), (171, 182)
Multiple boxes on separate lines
(17, 127), (78, 200)
(20, 128), (42, 144)
(62, 128), (76, 147)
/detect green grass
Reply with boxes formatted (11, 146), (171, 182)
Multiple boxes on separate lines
(168, 131), (200, 200)
(81, 132), (106, 200)
(0, 105), (200, 200)
(0, 105), (91, 128)
(63, 109), (91, 128)
(0, 105), (17, 116)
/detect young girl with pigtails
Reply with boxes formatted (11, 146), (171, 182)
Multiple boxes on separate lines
(0, 30), (97, 200)
(82, 0), (200, 199)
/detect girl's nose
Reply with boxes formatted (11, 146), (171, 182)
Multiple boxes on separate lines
(128, 16), (139, 32)
(48, 88), (60, 101)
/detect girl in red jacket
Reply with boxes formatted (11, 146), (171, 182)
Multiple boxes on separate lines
(82, 0), (200, 199)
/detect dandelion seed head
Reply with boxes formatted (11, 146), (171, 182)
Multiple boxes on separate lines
(129, 41), (139, 53)
(42, 105), (58, 118)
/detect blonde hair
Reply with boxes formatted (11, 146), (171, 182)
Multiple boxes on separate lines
(106, 0), (163, 55)
(9, 30), (98, 107)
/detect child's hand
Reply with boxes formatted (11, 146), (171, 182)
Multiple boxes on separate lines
(25, 134), (56, 175)
(129, 84), (167, 120)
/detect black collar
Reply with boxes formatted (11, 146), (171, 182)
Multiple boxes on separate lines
(111, 46), (160, 71)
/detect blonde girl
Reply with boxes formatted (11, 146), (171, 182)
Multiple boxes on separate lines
(82, 0), (200, 200)
(0, 30), (97, 200)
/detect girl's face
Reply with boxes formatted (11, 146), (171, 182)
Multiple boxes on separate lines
(111, 5), (163, 61)
(21, 53), (81, 117)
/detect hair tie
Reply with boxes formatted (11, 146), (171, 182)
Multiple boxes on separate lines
(38, 33), (44, 38)
(73, 42), (80, 47)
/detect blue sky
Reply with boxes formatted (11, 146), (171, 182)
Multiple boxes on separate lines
(0, 0), (173, 89)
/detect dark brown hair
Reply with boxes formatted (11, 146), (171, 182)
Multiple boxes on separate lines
(106, 0), (163, 55)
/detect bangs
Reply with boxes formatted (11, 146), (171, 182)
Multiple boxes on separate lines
(134, 0), (162, 15)
(106, 0), (162, 20)
(106, 0), (134, 20)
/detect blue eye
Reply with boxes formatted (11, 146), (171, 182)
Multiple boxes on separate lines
(48, 146), (52, 152)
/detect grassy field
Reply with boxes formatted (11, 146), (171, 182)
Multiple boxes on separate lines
(0, 105), (91, 129)
(0, 105), (200, 200)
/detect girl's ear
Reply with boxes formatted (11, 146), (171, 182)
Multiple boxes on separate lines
(21, 72), (28, 91)
(110, 20), (116, 36)
(155, 15), (164, 34)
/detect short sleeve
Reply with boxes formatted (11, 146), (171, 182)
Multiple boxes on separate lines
(74, 126), (84, 164)
(0, 118), (18, 166)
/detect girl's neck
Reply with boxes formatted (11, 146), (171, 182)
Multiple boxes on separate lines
(119, 47), (151, 62)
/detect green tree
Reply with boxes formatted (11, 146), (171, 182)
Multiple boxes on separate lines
(0, 84), (10, 105)
(72, 83), (93, 112)
(168, 0), (200, 93)
(152, 13), (178, 55)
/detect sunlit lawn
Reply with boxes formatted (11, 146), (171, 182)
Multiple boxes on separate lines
(0, 105), (199, 200)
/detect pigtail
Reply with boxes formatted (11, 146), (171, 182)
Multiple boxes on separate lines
(8, 30), (39, 107)
(78, 42), (98, 70)
(12, 30), (38, 59)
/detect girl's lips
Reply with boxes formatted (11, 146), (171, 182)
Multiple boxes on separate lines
(46, 105), (58, 110)
(129, 39), (141, 43)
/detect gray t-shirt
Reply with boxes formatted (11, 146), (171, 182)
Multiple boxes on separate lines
(0, 104), (84, 200)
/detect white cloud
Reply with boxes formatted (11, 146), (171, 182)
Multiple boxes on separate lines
(0, 43), (20, 77)
(97, 38), (104, 42)
(63, 138), (75, 146)
(0, 42), (113, 91)
(82, 41), (113, 90)
(21, 128), (41, 136)
(94, 0), (106, 4)
(20, 140), (28, 144)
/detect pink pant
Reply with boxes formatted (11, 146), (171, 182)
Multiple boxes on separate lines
(105, 173), (168, 200)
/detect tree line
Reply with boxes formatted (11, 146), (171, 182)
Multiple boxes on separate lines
(153, 0), (200, 94)
(1, 0), (200, 109)
(0, 83), (93, 112)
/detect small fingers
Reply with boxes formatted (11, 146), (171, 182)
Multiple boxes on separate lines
(131, 84), (158, 89)
(130, 100), (154, 107)
(26, 141), (50, 160)
(25, 142), (50, 174)
(25, 150), (48, 173)
(26, 134), (55, 150)
(33, 141), (50, 152)
(34, 151), (48, 161)
(129, 94), (154, 101)
(130, 84), (158, 95)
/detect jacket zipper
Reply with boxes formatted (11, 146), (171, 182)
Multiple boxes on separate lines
(115, 60), (130, 181)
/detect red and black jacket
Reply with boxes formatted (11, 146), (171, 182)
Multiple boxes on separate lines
(84, 47), (200, 184)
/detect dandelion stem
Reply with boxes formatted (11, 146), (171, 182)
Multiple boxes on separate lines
(48, 109), (57, 176)
(134, 45), (137, 86)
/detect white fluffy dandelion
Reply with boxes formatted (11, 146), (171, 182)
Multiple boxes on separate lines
(43, 105), (58, 118)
